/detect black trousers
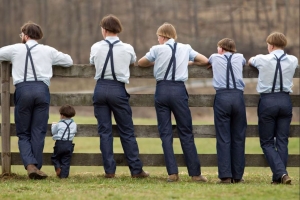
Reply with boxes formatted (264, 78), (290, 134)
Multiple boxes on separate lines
(51, 140), (74, 178)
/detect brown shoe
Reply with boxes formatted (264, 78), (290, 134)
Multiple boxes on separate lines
(55, 168), (61, 177)
(131, 170), (149, 178)
(167, 174), (179, 182)
(192, 175), (208, 182)
(105, 173), (115, 178)
(217, 178), (232, 184)
(281, 174), (292, 184)
(233, 178), (245, 184)
(27, 164), (48, 180)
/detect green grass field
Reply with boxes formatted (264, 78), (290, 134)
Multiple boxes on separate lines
(0, 115), (299, 200)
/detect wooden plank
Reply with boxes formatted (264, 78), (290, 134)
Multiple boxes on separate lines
(2, 124), (299, 138)
(1, 61), (11, 174)
(1, 64), (299, 78)
(4, 153), (299, 167)
(2, 94), (300, 107)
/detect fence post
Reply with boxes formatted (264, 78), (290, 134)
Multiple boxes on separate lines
(1, 61), (11, 174)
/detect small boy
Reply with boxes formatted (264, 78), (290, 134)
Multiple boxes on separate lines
(51, 104), (77, 178)
(208, 38), (247, 184)
(248, 32), (298, 184)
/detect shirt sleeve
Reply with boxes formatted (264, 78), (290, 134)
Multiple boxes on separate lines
(145, 46), (157, 62)
(51, 123), (58, 135)
(89, 44), (97, 65)
(187, 45), (198, 61)
(208, 54), (215, 64)
(50, 47), (73, 67)
(0, 45), (14, 61)
(127, 45), (136, 64)
(250, 56), (259, 68)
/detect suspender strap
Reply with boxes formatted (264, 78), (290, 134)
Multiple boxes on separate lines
(60, 121), (73, 141)
(24, 44), (38, 82)
(224, 54), (236, 89)
(164, 43), (177, 81)
(101, 40), (120, 80)
(272, 53), (286, 93)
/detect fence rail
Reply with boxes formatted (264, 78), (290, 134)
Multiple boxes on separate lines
(1, 61), (300, 174)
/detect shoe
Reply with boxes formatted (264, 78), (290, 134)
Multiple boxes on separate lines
(131, 170), (149, 178)
(105, 173), (115, 178)
(27, 164), (48, 180)
(217, 178), (232, 184)
(233, 178), (245, 184)
(271, 181), (280, 185)
(281, 174), (292, 184)
(192, 175), (208, 182)
(55, 168), (61, 177)
(167, 174), (179, 182)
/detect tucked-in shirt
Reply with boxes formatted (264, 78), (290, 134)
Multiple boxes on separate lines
(0, 40), (73, 86)
(250, 49), (298, 93)
(144, 38), (198, 81)
(90, 36), (136, 84)
(209, 52), (246, 91)
(51, 119), (77, 141)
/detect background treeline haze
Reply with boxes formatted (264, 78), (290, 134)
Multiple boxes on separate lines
(0, 0), (299, 63)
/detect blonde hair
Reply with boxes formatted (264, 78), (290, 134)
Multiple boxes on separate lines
(217, 38), (236, 53)
(156, 23), (177, 40)
(266, 32), (287, 48)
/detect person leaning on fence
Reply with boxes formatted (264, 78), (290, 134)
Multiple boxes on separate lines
(248, 32), (298, 185)
(89, 14), (149, 178)
(208, 38), (247, 184)
(51, 104), (77, 178)
(0, 21), (73, 179)
(138, 23), (208, 182)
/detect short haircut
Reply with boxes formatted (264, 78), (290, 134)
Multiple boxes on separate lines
(156, 23), (177, 40)
(266, 32), (287, 48)
(217, 38), (236, 53)
(100, 14), (123, 34)
(21, 21), (43, 40)
(59, 104), (76, 118)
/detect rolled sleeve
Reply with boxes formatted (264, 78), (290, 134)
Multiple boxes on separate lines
(51, 48), (73, 67)
(188, 45), (198, 61)
(145, 47), (156, 62)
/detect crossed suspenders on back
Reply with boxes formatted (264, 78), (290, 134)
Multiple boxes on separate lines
(24, 44), (38, 82)
(224, 54), (237, 89)
(164, 43), (177, 81)
(272, 53), (286, 93)
(101, 40), (120, 80)
(60, 121), (73, 141)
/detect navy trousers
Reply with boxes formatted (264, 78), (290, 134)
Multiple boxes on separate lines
(93, 79), (143, 175)
(258, 92), (292, 182)
(14, 82), (50, 170)
(214, 89), (247, 179)
(51, 140), (74, 178)
(155, 80), (201, 176)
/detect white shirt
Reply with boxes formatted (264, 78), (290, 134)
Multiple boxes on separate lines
(209, 52), (246, 91)
(90, 36), (136, 84)
(0, 40), (73, 86)
(250, 50), (298, 93)
(144, 39), (198, 82)
(51, 119), (77, 141)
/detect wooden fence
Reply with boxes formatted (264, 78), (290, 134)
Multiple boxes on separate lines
(1, 61), (299, 174)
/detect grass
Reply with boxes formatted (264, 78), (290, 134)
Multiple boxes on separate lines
(0, 115), (299, 200)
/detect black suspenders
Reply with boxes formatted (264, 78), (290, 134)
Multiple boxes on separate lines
(272, 53), (286, 93)
(60, 121), (73, 141)
(24, 44), (38, 82)
(164, 43), (177, 81)
(224, 54), (237, 89)
(101, 40), (120, 80)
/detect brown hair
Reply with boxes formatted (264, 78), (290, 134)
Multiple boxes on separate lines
(100, 14), (123, 34)
(59, 104), (76, 118)
(217, 38), (236, 53)
(21, 21), (43, 40)
(266, 32), (287, 48)
(156, 23), (177, 40)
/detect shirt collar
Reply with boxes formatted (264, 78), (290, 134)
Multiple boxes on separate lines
(164, 38), (175, 45)
(59, 118), (74, 123)
(26, 39), (38, 45)
(270, 49), (285, 57)
(105, 36), (120, 41)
